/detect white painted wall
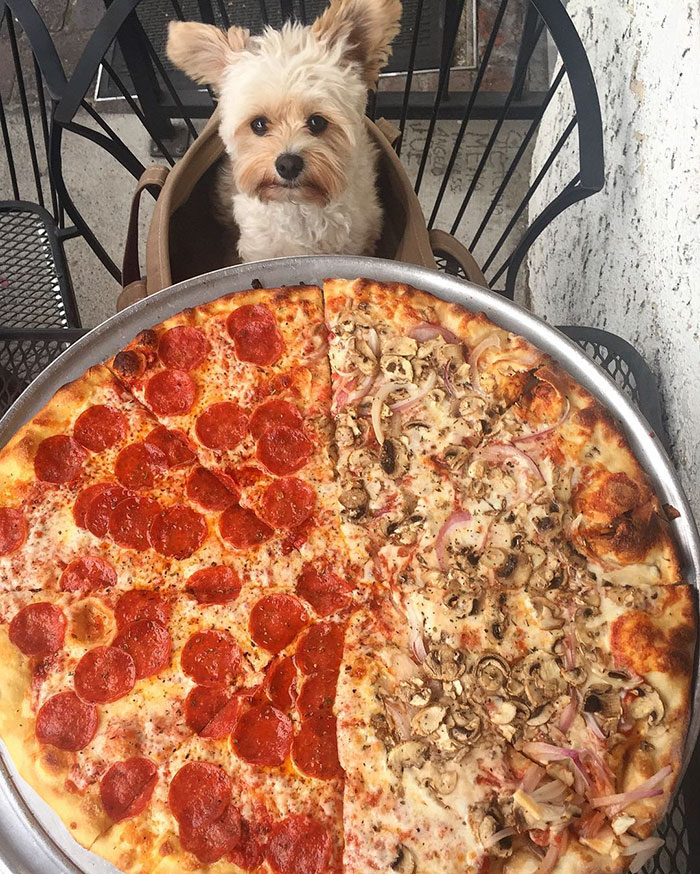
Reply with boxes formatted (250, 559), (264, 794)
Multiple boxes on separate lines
(527, 0), (700, 520)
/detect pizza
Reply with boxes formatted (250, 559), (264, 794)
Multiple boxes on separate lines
(0, 277), (693, 874)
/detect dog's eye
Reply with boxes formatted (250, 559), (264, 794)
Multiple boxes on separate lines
(250, 117), (269, 136)
(306, 115), (328, 135)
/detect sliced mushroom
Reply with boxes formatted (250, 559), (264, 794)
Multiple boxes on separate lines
(478, 814), (513, 857)
(381, 355), (414, 382)
(411, 704), (446, 736)
(628, 683), (665, 725)
(384, 336), (418, 357)
(391, 844), (417, 874)
(475, 653), (510, 694)
(423, 644), (465, 681)
(427, 768), (458, 796)
(520, 652), (567, 705)
(574, 604), (603, 647)
(443, 445), (470, 470)
(380, 438), (409, 477)
(561, 665), (587, 687)
(339, 484), (368, 520)
(531, 596), (565, 630)
(527, 702), (555, 726)
(388, 740), (429, 775)
(583, 684), (622, 722)
(450, 708), (482, 745)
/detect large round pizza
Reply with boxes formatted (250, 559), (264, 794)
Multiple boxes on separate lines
(0, 278), (694, 874)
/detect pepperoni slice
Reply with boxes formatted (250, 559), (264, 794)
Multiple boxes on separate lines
(84, 484), (130, 537)
(260, 478), (316, 530)
(115, 589), (171, 628)
(145, 370), (196, 417)
(249, 595), (309, 654)
(73, 484), (109, 529)
(9, 603), (66, 656)
(114, 442), (167, 490)
(108, 495), (160, 550)
(195, 402), (248, 450)
(227, 305), (284, 367)
(181, 629), (241, 686)
(60, 556), (117, 593)
(292, 715), (342, 780)
(0, 508), (27, 555)
(35, 691), (98, 751)
(186, 566), (241, 605)
(219, 505), (273, 550)
(230, 817), (267, 871)
(179, 802), (242, 864)
(186, 467), (238, 511)
(74, 405), (127, 452)
(264, 657), (297, 711)
(232, 703), (292, 767)
(74, 645), (136, 704)
(249, 400), (304, 440)
(113, 619), (171, 679)
(149, 505), (207, 559)
(266, 815), (332, 874)
(295, 621), (345, 675)
(158, 326), (209, 371)
(100, 757), (158, 822)
(295, 564), (353, 617)
(297, 671), (337, 719)
(185, 686), (242, 738)
(34, 435), (87, 484)
(256, 426), (313, 476)
(145, 426), (196, 468)
(169, 761), (231, 830)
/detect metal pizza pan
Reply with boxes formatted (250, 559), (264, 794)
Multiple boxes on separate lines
(0, 255), (696, 874)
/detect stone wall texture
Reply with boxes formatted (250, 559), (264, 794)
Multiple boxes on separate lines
(527, 0), (700, 519)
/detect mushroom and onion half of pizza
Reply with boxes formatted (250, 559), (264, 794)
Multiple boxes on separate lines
(0, 278), (694, 874)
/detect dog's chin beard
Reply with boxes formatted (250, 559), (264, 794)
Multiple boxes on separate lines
(252, 177), (331, 207)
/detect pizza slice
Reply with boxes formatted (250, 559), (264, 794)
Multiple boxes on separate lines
(487, 362), (682, 587)
(88, 591), (350, 874)
(106, 283), (364, 602)
(322, 277), (544, 589)
(336, 605), (630, 874)
(396, 582), (694, 847)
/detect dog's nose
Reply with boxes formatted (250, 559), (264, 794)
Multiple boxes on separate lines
(275, 153), (304, 181)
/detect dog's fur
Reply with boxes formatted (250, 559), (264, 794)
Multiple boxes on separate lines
(166, 1), (402, 263)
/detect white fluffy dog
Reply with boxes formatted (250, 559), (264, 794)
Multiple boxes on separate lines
(167, 0), (402, 263)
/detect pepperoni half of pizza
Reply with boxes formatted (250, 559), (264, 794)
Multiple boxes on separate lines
(0, 278), (693, 874)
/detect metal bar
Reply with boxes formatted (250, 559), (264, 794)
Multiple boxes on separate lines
(482, 116), (577, 276)
(170, 0), (185, 19)
(33, 56), (59, 220)
(499, 174), (584, 298)
(7, 12), (44, 207)
(297, 0), (307, 26)
(367, 88), (378, 121)
(490, 171), (580, 289)
(395, 0), (425, 157)
(101, 59), (176, 165)
(214, 0), (230, 28)
(144, 38), (200, 139)
(258, 0), (269, 26)
(427, 0), (510, 226)
(63, 120), (146, 180)
(449, 17), (546, 235)
(196, 0), (216, 24)
(0, 91), (20, 200)
(469, 65), (565, 251)
(280, 0), (294, 21)
(413, 0), (467, 194)
(512, 2), (541, 101)
(375, 88), (547, 120)
(3, 0), (67, 101)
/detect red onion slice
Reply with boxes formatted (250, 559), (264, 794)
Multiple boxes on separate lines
(533, 828), (568, 874)
(435, 510), (473, 571)
(591, 765), (672, 814)
(583, 711), (606, 741)
(468, 334), (501, 394)
(346, 370), (377, 405)
(623, 837), (664, 873)
(513, 398), (571, 445)
(409, 322), (460, 344)
(558, 695), (579, 733)
(482, 826), (516, 849)
(520, 762), (543, 793)
(384, 699), (412, 742)
(390, 372), (438, 412)
(479, 442), (545, 483)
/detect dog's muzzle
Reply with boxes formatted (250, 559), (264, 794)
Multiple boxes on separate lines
(275, 153), (304, 182)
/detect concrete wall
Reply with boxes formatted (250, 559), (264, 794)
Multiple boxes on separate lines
(527, 0), (700, 519)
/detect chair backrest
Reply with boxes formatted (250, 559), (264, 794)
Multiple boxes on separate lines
(3, 0), (603, 302)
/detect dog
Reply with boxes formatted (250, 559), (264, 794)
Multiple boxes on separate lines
(166, 0), (402, 263)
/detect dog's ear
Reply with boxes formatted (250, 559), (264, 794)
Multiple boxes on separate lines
(312, 0), (402, 88)
(166, 21), (249, 89)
